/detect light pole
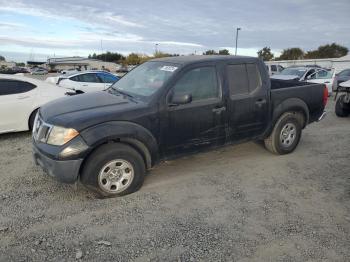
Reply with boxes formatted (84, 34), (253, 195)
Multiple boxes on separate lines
(155, 43), (159, 54)
(235, 27), (241, 56)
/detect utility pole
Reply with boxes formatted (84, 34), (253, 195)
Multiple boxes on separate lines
(235, 27), (241, 56)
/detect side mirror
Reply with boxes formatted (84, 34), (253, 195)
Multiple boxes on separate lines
(170, 93), (192, 105)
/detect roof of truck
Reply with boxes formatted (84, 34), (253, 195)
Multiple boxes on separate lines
(151, 55), (259, 65)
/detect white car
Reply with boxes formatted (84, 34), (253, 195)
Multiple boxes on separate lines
(46, 71), (120, 93)
(30, 68), (48, 75)
(272, 67), (335, 95)
(265, 64), (284, 76)
(0, 75), (68, 134)
(306, 68), (335, 95)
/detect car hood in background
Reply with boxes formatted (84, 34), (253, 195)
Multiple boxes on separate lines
(270, 75), (300, 81)
(340, 80), (350, 88)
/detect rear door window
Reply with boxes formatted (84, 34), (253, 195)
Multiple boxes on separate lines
(246, 63), (262, 92)
(227, 63), (262, 96)
(97, 73), (119, 83)
(227, 64), (249, 96)
(72, 73), (101, 83)
(0, 79), (36, 96)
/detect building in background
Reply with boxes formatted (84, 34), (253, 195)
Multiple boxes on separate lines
(265, 55), (350, 73)
(46, 57), (119, 72)
(26, 61), (46, 68)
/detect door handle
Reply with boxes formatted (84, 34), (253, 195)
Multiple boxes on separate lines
(255, 99), (267, 106)
(324, 81), (330, 84)
(18, 95), (30, 99)
(212, 106), (226, 114)
(82, 84), (88, 87)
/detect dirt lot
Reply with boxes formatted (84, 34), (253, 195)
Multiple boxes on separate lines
(0, 99), (349, 261)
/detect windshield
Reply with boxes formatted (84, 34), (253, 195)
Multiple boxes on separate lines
(280, 68), (306, 77)
(109, 61), (179, 99)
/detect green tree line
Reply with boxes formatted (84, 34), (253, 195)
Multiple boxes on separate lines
(257, 43), (348, 61)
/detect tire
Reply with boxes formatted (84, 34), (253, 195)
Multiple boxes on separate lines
(335, 95), (350, 117)
(264, 112), (302, 155)
(80, 143), (145, 198)
(29, 109), (39, 131)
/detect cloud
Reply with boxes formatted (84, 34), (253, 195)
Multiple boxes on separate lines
(0, 22), (27, 30)
(0, 0), (349, 61)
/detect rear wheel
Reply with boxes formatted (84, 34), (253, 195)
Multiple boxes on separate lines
(81, 143), (145, 198)
(335, 94), (350, 117)
(264, 112), (302, 155)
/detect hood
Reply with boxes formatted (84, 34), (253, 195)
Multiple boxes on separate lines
(40, 91), (147, 130)
(340, 80), (350, 88)
(271, 75), (300, 81)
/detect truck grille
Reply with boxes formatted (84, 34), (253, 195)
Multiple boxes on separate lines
(33, 114), (52, 143)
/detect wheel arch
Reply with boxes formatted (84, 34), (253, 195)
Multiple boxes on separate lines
(79, 121), (159, 172)
(28, 107), (40, 130)
(272, 98), (309, 129)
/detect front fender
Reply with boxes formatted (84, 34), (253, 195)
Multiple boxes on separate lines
(80, 121), (159, 168)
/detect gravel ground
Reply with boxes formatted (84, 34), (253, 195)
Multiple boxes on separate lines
(0, 99), (349, 262)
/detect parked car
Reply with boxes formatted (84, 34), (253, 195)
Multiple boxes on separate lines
(60, 68), (80, 75)
(271, 66), (319, 81)
(32, 55), (328, 197)
(31, 68), (48, 75)
(116, 65), (129, 73)
(272, 66), (334, 95)
(0, 75), (68, 134)
(335, 80), (350, 117)
(333, 69), (350, 91)
(46, 71), (120, 93)
(265, 64), (284, 76)
(306, 68), (335, 95)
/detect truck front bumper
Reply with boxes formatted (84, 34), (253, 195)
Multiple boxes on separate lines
(32, 145), (82, 184)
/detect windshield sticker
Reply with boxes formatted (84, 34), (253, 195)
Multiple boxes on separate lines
(160, 66), (178, 72)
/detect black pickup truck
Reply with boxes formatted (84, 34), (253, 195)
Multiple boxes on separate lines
(32, 56), (328, 197)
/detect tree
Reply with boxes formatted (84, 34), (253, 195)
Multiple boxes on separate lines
(218, 49), (230, 55)
(304, 43), (348, 59)
(277, 48), (304, 60)
(89, 51), (125, 63)
(257, 47), (274, 61)
(203, 50), (217, 55)
(0, 55), (5, 61)
(124, 53), (142, 65)
(16, 62), (25, 67)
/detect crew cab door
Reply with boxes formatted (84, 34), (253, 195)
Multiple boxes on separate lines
(161, 64), (226, 155)
(226, 62), (269, 140)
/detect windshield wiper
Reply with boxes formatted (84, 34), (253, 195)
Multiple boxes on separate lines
(110, 88), (137, 101)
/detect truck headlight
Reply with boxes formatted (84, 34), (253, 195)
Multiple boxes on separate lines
(47, 126), (79, 146)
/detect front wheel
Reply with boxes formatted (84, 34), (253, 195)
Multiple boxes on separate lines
(264, 112), (302, 155)
(81, 143), (145, 198)
(29, 109), (39, 131)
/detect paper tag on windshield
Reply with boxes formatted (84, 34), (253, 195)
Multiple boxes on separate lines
(160, 66), (178, 72)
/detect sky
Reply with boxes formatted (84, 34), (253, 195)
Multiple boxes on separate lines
(0, 0), (349, 62)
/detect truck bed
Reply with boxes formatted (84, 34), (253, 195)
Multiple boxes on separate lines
(271, 79), (325, 123)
